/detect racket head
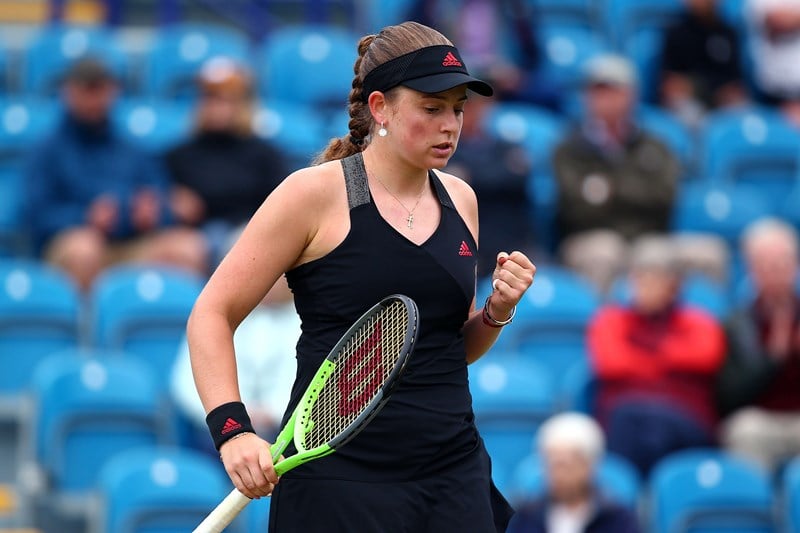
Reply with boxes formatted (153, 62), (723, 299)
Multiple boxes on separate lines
(294, 294), (418, 453)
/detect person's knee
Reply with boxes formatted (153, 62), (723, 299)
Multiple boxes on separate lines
(559, 230), (628, 293)
(147, 228), (209, 275)
(722, 408), (769, 448)
(45, 227), (107, 291)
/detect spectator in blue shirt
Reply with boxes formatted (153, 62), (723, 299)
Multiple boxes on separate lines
(25, 57), (207, 291)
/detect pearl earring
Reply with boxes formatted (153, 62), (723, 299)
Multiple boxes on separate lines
(378, 123), (388, 137)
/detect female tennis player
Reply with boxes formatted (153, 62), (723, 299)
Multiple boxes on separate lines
(187, 20), (536, 532)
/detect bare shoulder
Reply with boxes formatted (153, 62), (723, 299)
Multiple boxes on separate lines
(434, 169), (477, 208)
(432, 169), (479, 238)
(272, 160), (344, 206)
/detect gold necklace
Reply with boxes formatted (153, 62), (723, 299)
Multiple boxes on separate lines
(373, 175), (427, 229)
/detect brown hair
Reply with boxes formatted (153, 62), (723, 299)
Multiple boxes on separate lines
(314, 21), (452, 164)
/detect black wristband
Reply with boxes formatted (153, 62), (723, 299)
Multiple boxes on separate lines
(205, 401), (255, 451)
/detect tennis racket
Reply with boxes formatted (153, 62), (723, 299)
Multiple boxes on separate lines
(193, 294), (419, 533)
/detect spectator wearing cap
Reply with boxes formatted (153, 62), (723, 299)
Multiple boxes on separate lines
(552, 54), (682, 294)
(25, 57), (207, 291)
(165, 56), (289, 267)
(717, 217), (800, 473)
(588, 236), (726, 476)
(553, 54), (730, 290)
(507, 412), (641, 533)
(659, 0), (748, 129)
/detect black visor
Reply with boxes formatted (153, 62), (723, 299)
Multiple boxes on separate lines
(362, 45), (493, 101)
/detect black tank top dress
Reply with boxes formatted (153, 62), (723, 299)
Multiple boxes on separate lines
(267, 153), (513, 532)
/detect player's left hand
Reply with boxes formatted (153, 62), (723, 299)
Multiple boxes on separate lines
(489, 251), (535, 319)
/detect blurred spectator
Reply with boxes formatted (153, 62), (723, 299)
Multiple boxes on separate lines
(553, 55), (681, 293)
(165, 57), (289, 267)
(171, 272), (299, 456)
(588, 236), (725, 476)
(25, 57), (207, 291)
(407, 0), (561, 109)
(747, 0), (800, 124)
(508, 412), (641, 533)
(445, 92), (535, 277)
(660, 0), (748, 128)
(717, 217), (800, 472)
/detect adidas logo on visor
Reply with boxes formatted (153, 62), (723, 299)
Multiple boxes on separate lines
(442, 52), (462, 67)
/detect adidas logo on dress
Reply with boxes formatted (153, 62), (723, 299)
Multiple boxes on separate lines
(458, 241), (473, 256)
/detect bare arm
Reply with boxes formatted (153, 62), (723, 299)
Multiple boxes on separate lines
(186, 163), (344, 498)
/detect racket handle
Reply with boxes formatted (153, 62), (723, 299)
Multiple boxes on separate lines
(193, 488), (251, 533)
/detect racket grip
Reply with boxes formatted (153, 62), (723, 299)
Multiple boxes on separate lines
(193, 488), (251, 533)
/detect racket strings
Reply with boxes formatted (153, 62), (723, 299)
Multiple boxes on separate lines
(302, 301), (408, 449)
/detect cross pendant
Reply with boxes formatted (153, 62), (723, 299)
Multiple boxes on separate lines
(406, 213), (414, 229)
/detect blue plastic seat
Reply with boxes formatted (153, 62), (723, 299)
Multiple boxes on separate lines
(469, 354), (557, 491)
(671, 181), (772, 247)
(638, 105), (696, 175)
(252, 100), (327, 171)
(784, 457), (800, 533)
(143, 23), (251, 101)
(257, 25), (358, 109)
(487, 266), (600, 378)
(112, 98), (192, 153)
(536, 24), (611, 91)
(89, 265), (203, 391)
(609, 273), (731, 320)
(0, 97), (60, 169)
(701, 108), (800, 208)
(524, 0), (598, 27)
(95, 446), (231, 533)
(0, 259), (80, 400)
(507, 451), (641, 508)
(245, 497), (271, 533)
(603, 0), (683, 49)
(21, 24), (128, 96)
(649, 449), (775, 533)
(29, 351), (169, 497)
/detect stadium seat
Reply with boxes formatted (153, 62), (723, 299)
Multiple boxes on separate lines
(700, 108), (800, 208)
(487, 266), (600, 378)
(21, 24), (128, 96)
(0, 259), (80, 399)
(252, 99), (328, 171)
(469, 354), (557, 492)
(536, 23), (611, 92)
(27, 351), (170, 497)
(94, 446), (232, 533)
(142, 23), (251, 101)
(506, 452), (641, 509)
(256, 25), (358, 109)
(523, 0), (598, 27)
(603, 0), (683, 50)
(649, 449), (775, 533)
(0, 97), (60, 169)
(638, 105), (696, 175)
(783, 457), (800, 533)
(609, 273), (731, 320)
(0, 45), (8, 94)
(558, 357), (595, 414)
(671, 181), (772, 247)
(89, 265), (203, 391)
(245, 497), (271, 533)
(112, 98), (192, 153)
(362, 0), (417, 31)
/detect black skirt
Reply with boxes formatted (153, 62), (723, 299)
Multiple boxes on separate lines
(268, 440), (514, 533)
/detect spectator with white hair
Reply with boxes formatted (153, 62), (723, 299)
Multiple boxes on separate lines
(588, 236), (726, 476)
(717, 217), (800, 473)
(507, 412), (640, 533)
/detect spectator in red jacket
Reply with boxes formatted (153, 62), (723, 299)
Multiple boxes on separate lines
(717, 217), (800, 473)
(588, 235), (726, 475)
